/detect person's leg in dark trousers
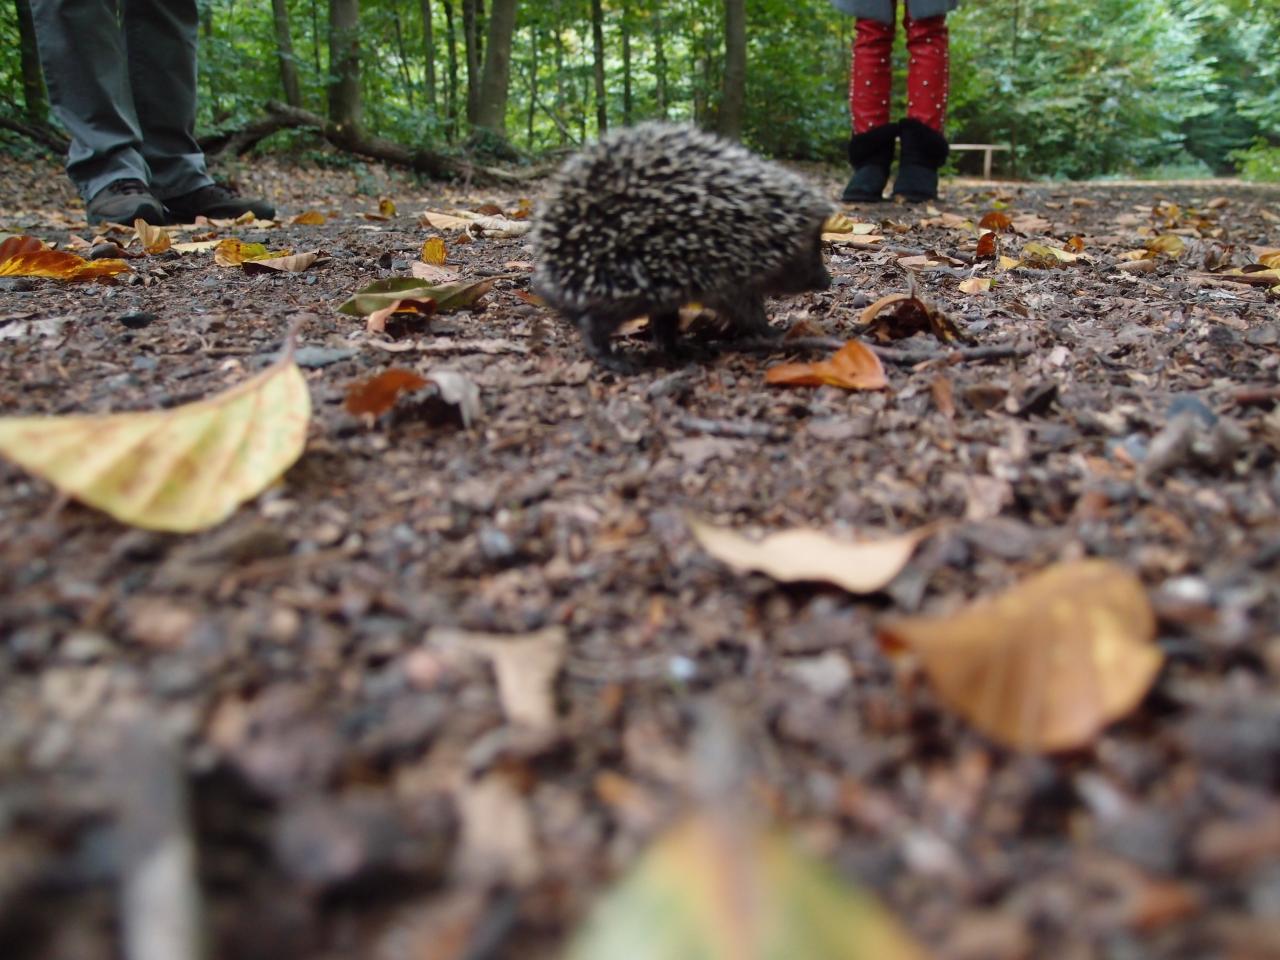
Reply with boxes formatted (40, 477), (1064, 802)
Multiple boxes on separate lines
(122, 0), (213, 201)
(29, 0), (166, 222)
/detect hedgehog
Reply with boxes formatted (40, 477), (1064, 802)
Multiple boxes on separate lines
(530, 122), (833, 371)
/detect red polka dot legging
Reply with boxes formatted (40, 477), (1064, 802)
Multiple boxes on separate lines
(849, 8), (950, 133)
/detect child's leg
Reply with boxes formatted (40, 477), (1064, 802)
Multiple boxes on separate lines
(842, 8), (898, 202)
(893, 11), (950, 201)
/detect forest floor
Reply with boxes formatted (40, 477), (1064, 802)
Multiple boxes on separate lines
(1, 152), (1279, 960)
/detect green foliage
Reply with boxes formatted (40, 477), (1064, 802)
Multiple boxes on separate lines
(1233, 140), (1280, 182)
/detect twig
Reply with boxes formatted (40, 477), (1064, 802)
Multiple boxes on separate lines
(1230, 385), (1280, 408)
(676, 416), (788, 441)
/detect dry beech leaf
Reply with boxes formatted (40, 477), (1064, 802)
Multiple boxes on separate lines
(566, 812), (929, 960)
(860, 293), (967, 344)
(1147, 234), (1186, 257)
(133, 218), (171, 255)
(420, 210), (473, 231)
(931, 373), (956, 418)
(366, 297), (436, 335)
(0, 234), (130, 282)
(690, 518), (931, 594)
(1065, 235), (1086, 253)
(879, 559), (1162, 752)
(409, 261), (461, 283)
(1258, 251), (1280, 269)
(429, 626), (566, 732)
(998, 255), (1022, 271)
(291, 210), (326, 225)
(241, 251), (324, 274)
(822, 232), (885, 247)
(958, 278), (992, 295)
(344, 369), (429, 416)
(765, 340), (888, 391)
(1021, 242), (1081, 267)
(421, 236), (448, 265)
(0, 347), (310, 532)
(214, 238), (290, 266)
(171, 239), (222, 254)
(978, 211), (1013, 232)
(975, 232), (998, 259)
(339, 277), (496, 334)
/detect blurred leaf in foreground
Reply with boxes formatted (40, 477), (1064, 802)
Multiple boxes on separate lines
(566, 813), (929, 960)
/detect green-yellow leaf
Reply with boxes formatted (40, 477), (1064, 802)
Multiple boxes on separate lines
(0, 353), (310, 532)
(566, 814), (930, 960)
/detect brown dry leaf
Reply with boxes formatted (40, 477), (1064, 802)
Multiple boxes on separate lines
(975, 232), (998, 259)
(689, 518), (932, 594)
(420, 211), (473, 232)
(367, 297), (436, 335)
(958, 278), (992, 295)
(344, 369), (429, 416)
(822, 232), (885, 248)
(860, 293), (968, 344)
(133, 218), (171, 255)
(409, 260), (461, 283)
(456, 774), (540, 885)
(1021, 242), (1081, 267)
(978, 211), (1013, 232)
(290, 211), (326, 225)
(1147, 234), (1186, 257)
(429, 626), (566, 732)
(214, 238), (290, 266)
(765, 340), (888, 390)
(241, 251), (324, 274)
(0, 234), (130, 282)
(421, 236), (448, 265)
(1257, 251), (1280, 269)
(879, 559), (1162, 752)
(1065, 235), (1087, 253)
(931, 373), (956, 418)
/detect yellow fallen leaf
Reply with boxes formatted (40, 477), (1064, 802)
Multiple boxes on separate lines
(880, 559), (1162, 752)
(822, 232), (885, 247)
(241, 250), (324, 274)
(133, 218), (171, 255)
(566, 813), (929, 960)
(421, 211), (473, 232)
(958, 277), (992, 295)
(0, 349), (310, 532)
(0, 234), (130, 282)
(998, 255), (1021, 271)
(765, 340), (888, 390)
(171, 239), (222, 254)
(379, 197), (397, 217)
(690, 519), (931, 594)
(291, 210), (326, 225)
(421, 236), (448, 265)
(822, 213), (879, 236)
(214, 238), (290, 266)
(1147, 234), (1185, 257)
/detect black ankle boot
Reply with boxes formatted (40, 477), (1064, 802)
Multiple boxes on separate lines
(841, 122), (898, 202)
(892, 118), (949, 203)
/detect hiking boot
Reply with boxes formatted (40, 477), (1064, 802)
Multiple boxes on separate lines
(892, 118), (949, 203)
(86, 179), (166, 225)
(842, 122), (898, 203)
(164, 183), (276, 223)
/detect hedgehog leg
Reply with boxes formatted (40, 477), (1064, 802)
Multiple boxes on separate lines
(649, 310), (682, 356)
(721, 293), (780, 340)
(576, 313), (639, 373)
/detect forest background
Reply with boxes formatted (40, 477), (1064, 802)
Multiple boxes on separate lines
(1, 0), (1279, 184)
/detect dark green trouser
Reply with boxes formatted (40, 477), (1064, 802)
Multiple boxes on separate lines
(30, 0), (214, 202)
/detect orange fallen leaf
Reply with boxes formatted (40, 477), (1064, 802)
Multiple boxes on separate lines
(978, 211), (1013, 232)
(421, 236), (448, 265)
(0, 234), (130, 282)
(975, 232), (998, 259)
(345, 368), (429, 416)
(133, 219), (171, 255)
(766, 340), (888, 390)
(1065, 235), (1086, 253)
(880, 559), (1162, 752)
(214, 238), (290, 266)
(291, 210), (326, 225)
(957, 278), (992, 295)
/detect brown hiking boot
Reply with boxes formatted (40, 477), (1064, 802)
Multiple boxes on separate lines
(86, 179), (166, 225)
(163, 183), (275, 223)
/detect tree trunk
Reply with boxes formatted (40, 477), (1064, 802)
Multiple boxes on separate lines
(15, 0), (48, 123)
(420, 0), (438, 114)
(443, 0), (460, 139)
(718, 0), (745, 140)
(653, 8), (668, 119)
(621, 0), (632, 127)
(474, 0), (518, 134)
(553, 4), (567, 144)
(271, 0), (303, 108)
(393, 5), (416, 107)
(526, 24), (538, 147)
(462, 0), (483, 123)
(328, 0), (363, 132)
(311, 0), (323, 72)
(589, 0), (606, 133)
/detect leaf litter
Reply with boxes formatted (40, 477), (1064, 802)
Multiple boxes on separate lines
(1, 156), (1279, 960)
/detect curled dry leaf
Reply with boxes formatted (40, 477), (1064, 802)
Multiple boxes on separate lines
(133, 218), (171, 255)
(366, 297), (436, 335)
(214, 238), (290, 266)
(860, 293), (969, 344)
(424, 370), (482, 427)
(241, 251), (324, 274)
(1021, 242), (1081, 267)
(690, 518), (931, 594)
(0, 234), (130, 282)
(765, 340), (888, 391)
(340, 277), (496, 335)
(291, 211), (326, 225)
(0, 349), (310, 532)
(975, 232), (998, 259)
(957, 278), (992, 295)
(879, 559), (1162, 752)
(344, 369), (429, 416)
(566, 813), (929, 960)
(978, 211), (1014, 232)
(421, 236), (447, 265)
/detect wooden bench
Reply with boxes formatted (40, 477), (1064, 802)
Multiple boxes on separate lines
(950, 143), (1010, 179)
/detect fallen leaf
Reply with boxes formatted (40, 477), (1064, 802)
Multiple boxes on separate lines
(978, 211), (1013, 231)
(338, 277), (495, 320)
(0, 345), (310, 532)
(429, 626), (566, 732)
(456, 774), (540, 885)
(421, 236), (448, 265)
(420, 211), (473, 232)
(379, 197), (397, 217)
(860, 293), (968, 344)
(0, 234), (130, 282)
(690, 518), (931, 594)
(958, 278), (992, 295)
(975, 233), (998, 259)
(344, 369), (429, 416)
(214, 238), (290, 266)
(565, 813), (929, 960)
(409, 260), (462, 283)
(1021, 242), (1081, 267)
(133, 218), (171, 254)
(366, 297), (437, 335)
(1065, 235), (1086, 253)
(291, 211), (326, 225)
(1146, 234), (1186, 258)
(765, 340), (888, 390)
(423, 370), (483, 427)
(241, 251), (324, 274)
(879, 559), (1162, 752)
(171, 239), (222, 254)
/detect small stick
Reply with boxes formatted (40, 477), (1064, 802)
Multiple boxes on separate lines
(676, 416), (788, 441)
(1230, 385), (1280, 407)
